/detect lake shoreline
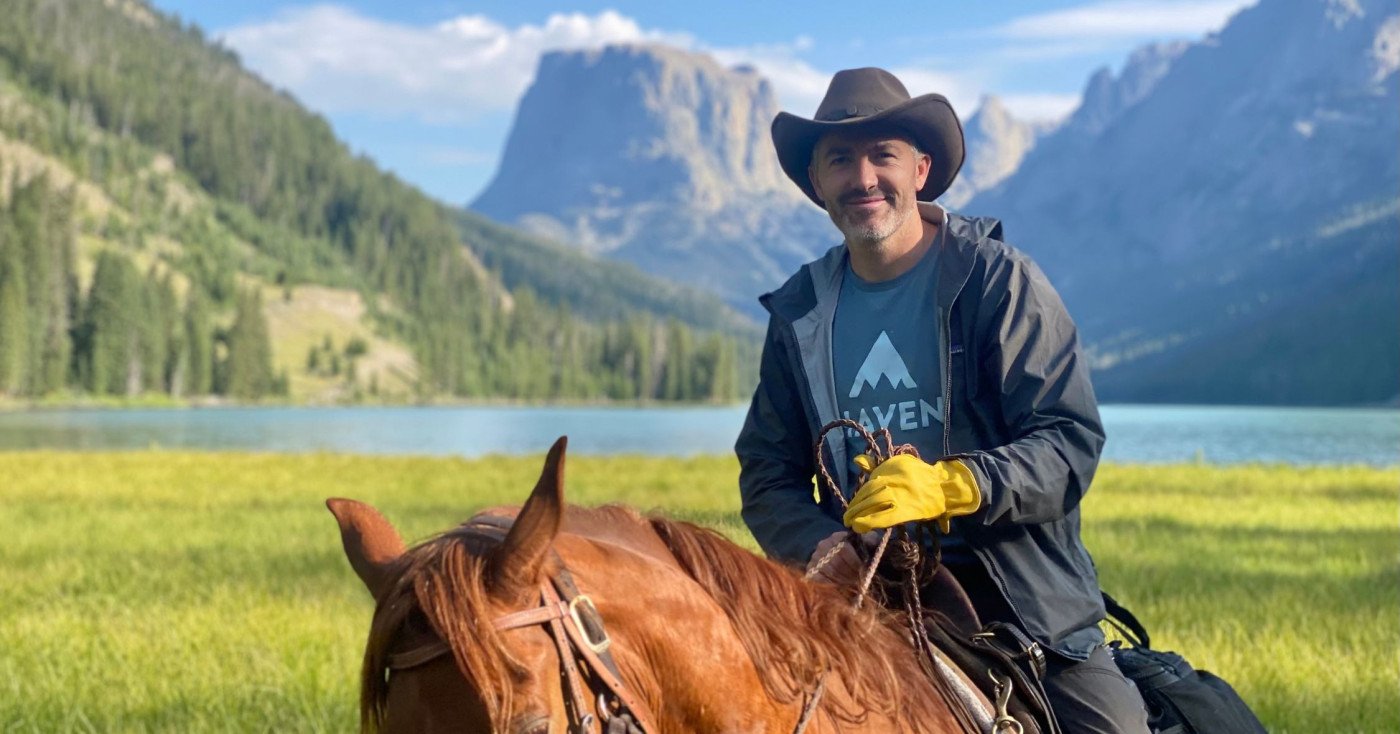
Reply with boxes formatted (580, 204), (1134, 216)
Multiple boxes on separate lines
(0, 446), (1393, 470)
(0, 404), (1393, 466)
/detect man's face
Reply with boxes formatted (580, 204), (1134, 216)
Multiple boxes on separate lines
(807, 130), (931, 249)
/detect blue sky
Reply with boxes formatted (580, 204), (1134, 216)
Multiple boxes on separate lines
(150, 0), (1256, 205)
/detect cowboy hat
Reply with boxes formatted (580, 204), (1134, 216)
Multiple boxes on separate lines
(772, 67), (965, 207)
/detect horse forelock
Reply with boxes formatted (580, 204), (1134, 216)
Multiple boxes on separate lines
(360, 505), (657, 733)
(649, 517), (953, 731)
(361, 527), (521, 734)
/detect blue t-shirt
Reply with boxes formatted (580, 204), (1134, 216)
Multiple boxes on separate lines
(832, 246), (970, 561)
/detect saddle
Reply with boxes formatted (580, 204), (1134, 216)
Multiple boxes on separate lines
(810, 421), (1061, 734)
(923, 566), (1060, 734)
(865, 539), (1062, 734)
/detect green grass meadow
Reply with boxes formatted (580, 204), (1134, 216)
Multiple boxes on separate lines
(2, 452), (1396, 732)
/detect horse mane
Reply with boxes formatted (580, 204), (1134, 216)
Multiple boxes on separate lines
(360, 506), (951, 732)
(361, 526), (520, 733)
(649, 516), (950, 731)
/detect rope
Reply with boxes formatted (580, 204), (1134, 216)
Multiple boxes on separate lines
(812, 419), (920, 512)
(791, 672), (827, 734)
(809, 418), (933, 608)
(800, 419), (976, 732)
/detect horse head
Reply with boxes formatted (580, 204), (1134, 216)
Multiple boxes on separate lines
(328, 437), (573, 734)
(329, 436), (966, 734)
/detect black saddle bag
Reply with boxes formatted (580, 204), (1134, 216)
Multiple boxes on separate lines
(1102, 593), (1267, 734)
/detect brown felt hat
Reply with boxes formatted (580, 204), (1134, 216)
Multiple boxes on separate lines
(772, 67), (965, 207)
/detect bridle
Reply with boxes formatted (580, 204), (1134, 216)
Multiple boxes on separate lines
(380, 516), (831, 734)
(384, 518), (658, 734)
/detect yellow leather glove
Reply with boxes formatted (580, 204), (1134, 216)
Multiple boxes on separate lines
(843, 454), (981, 534)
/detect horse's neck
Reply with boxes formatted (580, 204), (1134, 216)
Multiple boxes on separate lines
(567, 537), (790, 731)
(574, 540), (950, 733)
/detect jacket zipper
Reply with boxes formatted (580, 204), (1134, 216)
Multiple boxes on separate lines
(941, 306), (953, 459)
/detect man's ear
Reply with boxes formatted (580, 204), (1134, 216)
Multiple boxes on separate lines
(914, 147), (932, 190)
(807, 161), (826, 207)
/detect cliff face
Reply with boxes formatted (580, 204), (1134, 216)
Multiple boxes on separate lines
(472, 44), (831, 315)
(941, 95), (1043, 209)
(967, 0), (1400, 404)
(1066, 41), (1188, 138)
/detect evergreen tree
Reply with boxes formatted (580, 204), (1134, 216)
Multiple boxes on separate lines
(0, 0), (766, 405)
(628, 319), (653, 401)
(709, 336), (737, 402)
(10, 175), (49, 394)
(223, 287), (274, 399)
(663, 320), (693, 401)
(80, 251), (141, 395)
(0, 220), (29, 394)
(139, 268), (175, 392)
(183, 284), (213, 395)
(36, 183), (76, 395)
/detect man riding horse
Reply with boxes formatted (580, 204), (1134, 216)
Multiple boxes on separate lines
(735, 67), (1151, 733)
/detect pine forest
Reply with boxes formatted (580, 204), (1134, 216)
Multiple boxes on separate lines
(0, 0), (758, 404)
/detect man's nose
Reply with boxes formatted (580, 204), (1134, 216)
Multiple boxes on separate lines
(855, 156), (880, 191)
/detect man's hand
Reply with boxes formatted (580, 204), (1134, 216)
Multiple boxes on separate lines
(806, 530), (863, 586)
(843, 454), (981, 534)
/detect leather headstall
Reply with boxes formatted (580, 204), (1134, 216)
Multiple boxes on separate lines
(384, 516), (658, 734)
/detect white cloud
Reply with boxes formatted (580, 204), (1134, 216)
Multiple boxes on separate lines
(981, 38), (1128, 64)
(997, 93), (1083, 123)
(992, 0), (1256, 40)
(709, 40), (831, 115)
(709, 44), (980, 122)
(887, 67), (980, 121)
(217, 6), (1019, 138)
(220, 5), (690, 122)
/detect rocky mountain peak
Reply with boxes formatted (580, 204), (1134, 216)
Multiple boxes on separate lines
(941, 94), (1041, 208)
(965, 0), (1399, 405)
(473, 43), (799, 243)
(469, 43), (830, 312)
(1067, 41), (1188, 137)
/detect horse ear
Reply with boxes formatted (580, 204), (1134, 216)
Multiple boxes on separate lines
(326, 498), (406, 599)
(491, 436), (567, 599)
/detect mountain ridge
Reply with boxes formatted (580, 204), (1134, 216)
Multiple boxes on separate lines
(472, 43), (833, 316)
(967, 0), (1399, 405)
(0, 0), (759, 403)
(941, 94), (1045, 209)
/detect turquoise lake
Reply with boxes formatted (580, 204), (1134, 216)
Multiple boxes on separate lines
(0, 404), (1394, 466)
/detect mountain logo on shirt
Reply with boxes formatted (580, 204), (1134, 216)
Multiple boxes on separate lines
(849, 331), (917, 398)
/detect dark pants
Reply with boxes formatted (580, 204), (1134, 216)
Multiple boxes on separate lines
(945, 561), (1151, 734)
(1043, 644), (1151, 734)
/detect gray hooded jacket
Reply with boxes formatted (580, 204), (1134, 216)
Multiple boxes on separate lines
(736, 203), (1107, 658)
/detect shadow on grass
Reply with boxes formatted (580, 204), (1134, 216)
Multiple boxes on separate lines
(1317, 484), (1399, 503)
(1092, 516), (1399, 620)
(1093, 515), (1399, 551)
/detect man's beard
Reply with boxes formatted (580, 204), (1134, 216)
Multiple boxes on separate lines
(828, 189), (913, 250)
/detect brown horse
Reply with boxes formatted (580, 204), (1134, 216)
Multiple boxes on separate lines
(328, 437), (969, 733)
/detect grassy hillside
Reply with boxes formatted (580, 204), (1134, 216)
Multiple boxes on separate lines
(2, 452), (1395, 732)
(0, 0), (758, 404)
